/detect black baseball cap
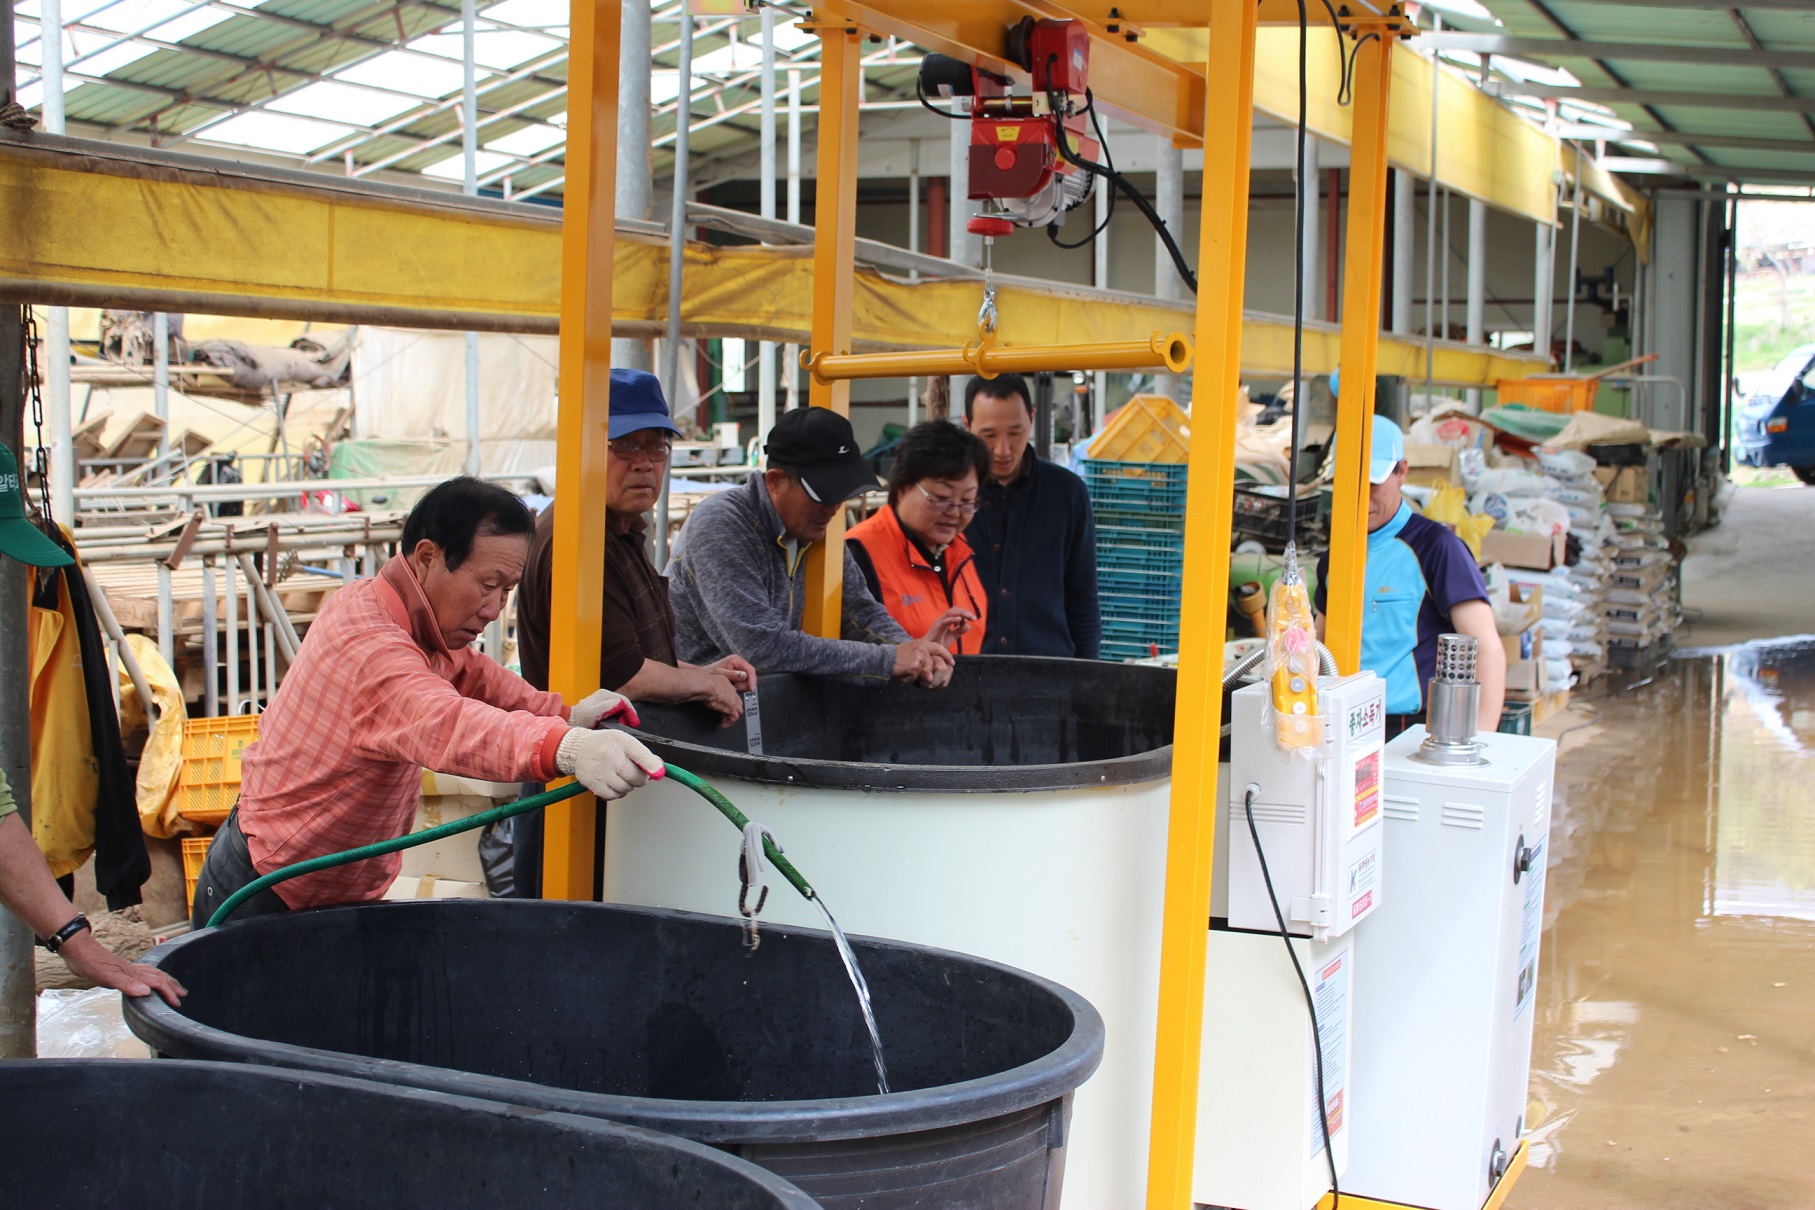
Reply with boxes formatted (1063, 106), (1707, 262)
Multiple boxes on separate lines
(763, 407), (879, 504)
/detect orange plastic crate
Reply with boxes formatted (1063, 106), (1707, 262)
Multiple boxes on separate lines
(1494, 376), (1599, 414)
(176, 714), (260, 828)
(181, 835), (213, 912)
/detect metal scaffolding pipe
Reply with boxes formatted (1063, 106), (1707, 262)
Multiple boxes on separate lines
(757, 4), (778, 445)
(0, 296), (36, 1058)
(612, 0), (655, 374)
(658, 0), (695, 568)
(1297, 135), (1319, 323)
(804, 333), (1192, 384)
(80, 567), (157, 727)
(462, 0), (481, 477)
(200, 556), (219, 717)
(1466, 197), (1486, 410)
(784, 65), (802, 412)
(41, 0), (73, 525)
(237, 553), (301, 663)
(1564, 167), (1582, 374)
(1392, 170), (1415, 335)
(152, 311), (169, 457)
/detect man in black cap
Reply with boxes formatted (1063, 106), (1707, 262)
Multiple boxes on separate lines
(669, 408), (956, 687)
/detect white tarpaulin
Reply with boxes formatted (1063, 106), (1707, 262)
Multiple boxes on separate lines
(352, 327), (559, 475)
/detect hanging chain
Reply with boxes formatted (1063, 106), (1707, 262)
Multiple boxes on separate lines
(20, 306), (54, 526)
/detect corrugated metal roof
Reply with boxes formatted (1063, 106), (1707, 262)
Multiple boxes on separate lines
(1430, 0), (1815, 186)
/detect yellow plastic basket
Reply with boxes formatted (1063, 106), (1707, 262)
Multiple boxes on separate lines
(1091, 394), (1191, 463)
(181, 835), (213, 912)
(176, 714), (261, 828)
(1494, 376), (1598, 414)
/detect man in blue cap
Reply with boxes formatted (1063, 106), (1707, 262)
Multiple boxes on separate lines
(1315, 415), (1504, 737)
(517, 368), (756, 719)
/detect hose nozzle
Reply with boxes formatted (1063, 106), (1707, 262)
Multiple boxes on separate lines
(1417, 633), (1487, 766)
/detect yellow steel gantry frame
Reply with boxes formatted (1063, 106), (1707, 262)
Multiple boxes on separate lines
(548, 3), (1432, 1207)
(544, 0), (621, 899)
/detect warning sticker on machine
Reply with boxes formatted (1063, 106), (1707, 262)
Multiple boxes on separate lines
(1309, 949), (1349, 1158)
(1515, 836), (1547, 1020)
(1353, 749), (1381, 829)
(1347, 849), (1379, 920)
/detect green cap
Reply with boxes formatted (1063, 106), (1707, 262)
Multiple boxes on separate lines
(0, 444), (73, 568)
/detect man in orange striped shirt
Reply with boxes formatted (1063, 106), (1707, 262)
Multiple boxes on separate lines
(190, 478), (663, 927)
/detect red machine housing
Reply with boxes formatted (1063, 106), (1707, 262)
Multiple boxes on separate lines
(965, 19), (1094, 211)
(968, 113), (1096, 203)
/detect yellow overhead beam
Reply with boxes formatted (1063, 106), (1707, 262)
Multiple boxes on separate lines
(1144, 26), (1561, 224)
(0, 133), (1543, 385)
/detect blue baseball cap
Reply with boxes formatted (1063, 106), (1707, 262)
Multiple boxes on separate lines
(607, 368), (685, 440)
(1369, 415), (1406, 484)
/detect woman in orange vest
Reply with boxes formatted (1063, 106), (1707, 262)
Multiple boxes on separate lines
(848, 421), (990, 655)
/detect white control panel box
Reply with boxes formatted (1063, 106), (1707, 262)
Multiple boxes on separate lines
(1346, 726), (1557, 1210)
(1225, 673), (1388, 942)
(1196, 928), (1354, 1210)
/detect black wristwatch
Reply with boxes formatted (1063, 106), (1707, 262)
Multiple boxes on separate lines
(37, 914), (91, 954)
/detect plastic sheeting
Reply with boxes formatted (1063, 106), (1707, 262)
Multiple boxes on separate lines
(352, 327), (557, 477)
(114, 635), (189, 841)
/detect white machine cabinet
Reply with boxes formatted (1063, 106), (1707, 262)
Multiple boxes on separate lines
(1224, 675), (1388, 942)
(1346, 726), (1557, 1210)
(1195, 674), (1385, 1210)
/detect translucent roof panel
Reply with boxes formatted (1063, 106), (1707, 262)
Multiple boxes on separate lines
(336, 50), (474, 101)
(201, 111), (361, 155)
(268, 81), (423, 127)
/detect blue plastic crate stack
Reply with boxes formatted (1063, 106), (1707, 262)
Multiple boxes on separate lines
(1083, 459), (1187, 662)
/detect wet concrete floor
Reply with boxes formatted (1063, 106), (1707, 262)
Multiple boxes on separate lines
(1506, 636), (1815, 1209)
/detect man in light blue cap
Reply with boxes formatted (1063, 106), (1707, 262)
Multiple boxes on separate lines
(1316, 414), (1504, 738)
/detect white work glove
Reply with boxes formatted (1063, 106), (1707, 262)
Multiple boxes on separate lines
(569, 687), (640, 730)
(555, 728), (665, 800)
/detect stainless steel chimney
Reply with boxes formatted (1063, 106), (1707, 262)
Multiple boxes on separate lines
(1417, 633), (1487, 765)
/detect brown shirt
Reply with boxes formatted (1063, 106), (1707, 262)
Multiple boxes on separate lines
(517, 505), (679, 693)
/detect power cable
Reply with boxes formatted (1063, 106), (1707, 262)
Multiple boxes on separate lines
(1048, 82), (1198, 294)
(1245, 786), (1342, 1206)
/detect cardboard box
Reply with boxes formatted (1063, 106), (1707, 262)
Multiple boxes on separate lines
(1494, 583), (1543, 636)
(1501, 624), (1541, 666)
(1593, 465), (1650, 504)
(1502, 624), (1546, 701)
(1504, 650), (1548, 701)
(1405, 442), (1461, 488)
(1478, 528), (1565, 571)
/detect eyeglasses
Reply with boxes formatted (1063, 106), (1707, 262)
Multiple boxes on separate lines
(916, 484), (980, 517)
(608, 436), (673, 464)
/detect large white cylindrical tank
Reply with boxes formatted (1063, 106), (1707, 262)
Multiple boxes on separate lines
(604, 657), (1176, 1210)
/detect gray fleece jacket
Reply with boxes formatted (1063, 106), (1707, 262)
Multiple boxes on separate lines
(669, 475), (908, 680)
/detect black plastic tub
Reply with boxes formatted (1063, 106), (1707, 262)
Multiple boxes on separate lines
(125, 900), (1105, 1210)
(627, 654), (1177, 790)
(0, 1058), (818, 1209)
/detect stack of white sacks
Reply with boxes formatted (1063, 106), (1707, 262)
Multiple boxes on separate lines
(1463, 448), (1615, 693)
(1603, 501), (1681, 659)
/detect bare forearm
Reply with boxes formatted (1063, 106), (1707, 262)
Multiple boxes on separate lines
(0, 813), (84, 938)
(618, 659), (713, 705)
(1449, 601), (1505, 732)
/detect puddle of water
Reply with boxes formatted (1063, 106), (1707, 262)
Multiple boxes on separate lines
(1509, 636), (1815, 1209)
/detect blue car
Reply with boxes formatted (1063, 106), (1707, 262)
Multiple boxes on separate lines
(1735, 343), (1815, 484)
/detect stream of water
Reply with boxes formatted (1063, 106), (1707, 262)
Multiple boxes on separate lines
(813, 898), (891, 1096)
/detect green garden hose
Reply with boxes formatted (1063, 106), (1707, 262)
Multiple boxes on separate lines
(205, 762), (816, 929)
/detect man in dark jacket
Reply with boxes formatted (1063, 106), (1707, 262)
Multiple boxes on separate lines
(962, 374), (1101, 659)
